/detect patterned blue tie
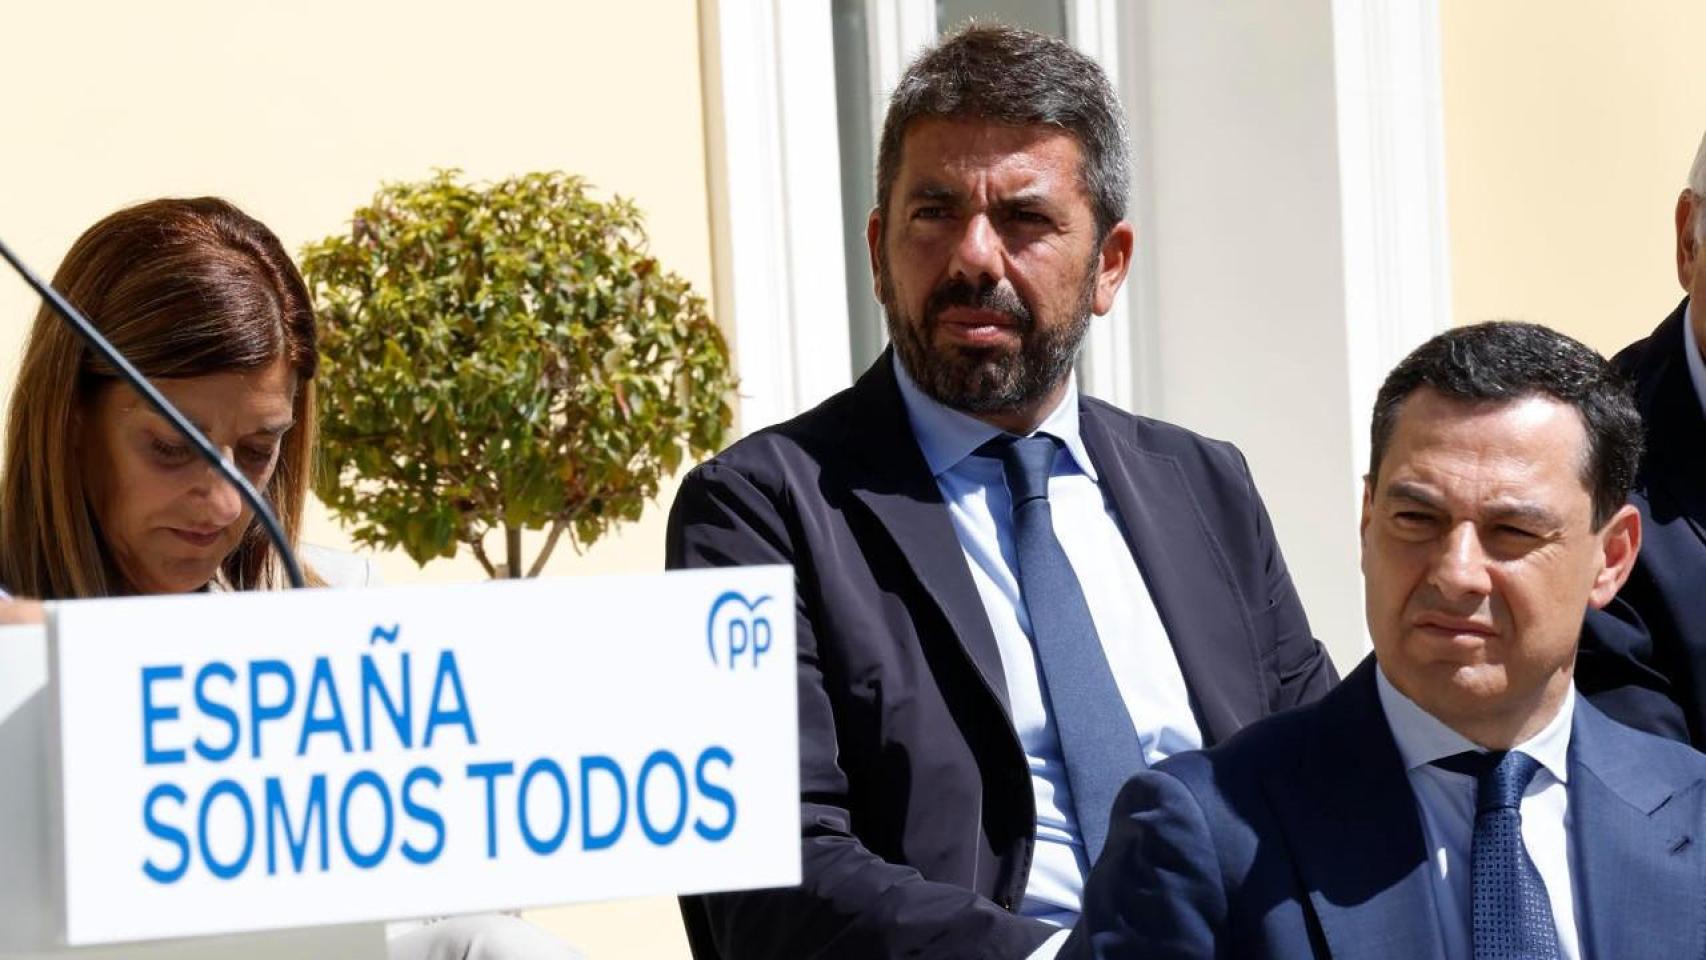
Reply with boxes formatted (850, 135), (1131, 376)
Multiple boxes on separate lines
(1431, 750), (1561, 960)
(983, 434), (1146, 863)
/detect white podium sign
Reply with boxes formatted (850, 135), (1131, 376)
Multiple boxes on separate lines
(47, 567), (798, 946)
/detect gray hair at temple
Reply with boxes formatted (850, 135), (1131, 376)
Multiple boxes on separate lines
(1367, 321), (1644, 530)
(1688, 129), (1706, 240)
(874, 23), (1131, 241)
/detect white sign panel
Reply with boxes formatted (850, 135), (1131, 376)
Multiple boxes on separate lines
(48, 567), (798, 945)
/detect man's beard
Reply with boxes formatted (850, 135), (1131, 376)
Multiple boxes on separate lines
(879, 254), (1096, 415)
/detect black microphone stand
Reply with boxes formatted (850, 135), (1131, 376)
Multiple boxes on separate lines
(0, 237), (306, 590)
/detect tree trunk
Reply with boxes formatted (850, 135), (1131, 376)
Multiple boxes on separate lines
(505, 526), (524, 579)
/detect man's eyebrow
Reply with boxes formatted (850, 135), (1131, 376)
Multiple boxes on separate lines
(1481, 501), (1564, 530)
(998, 189), (1053, 208)
(904, 184), (962, 204)
(255, 420), (297, 437)
(1382, 481), (1444, 511)
(992, 196), (1061, 221)
(1383, 481), (1565, 529)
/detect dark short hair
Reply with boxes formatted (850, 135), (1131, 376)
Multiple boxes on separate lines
(875, 23), (1129, 240)
(1368, 321), (1643, 529)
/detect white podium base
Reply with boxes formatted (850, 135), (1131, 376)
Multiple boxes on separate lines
(0, 624), (387, 958)
(0, 924), (386, 960)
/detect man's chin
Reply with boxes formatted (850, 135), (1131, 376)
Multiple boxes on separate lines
(926, 336), (1018, 369)
(1412, 663), (1523, 715)
(930, 369), (1026, 414)
(1439, 662), (1508, 696)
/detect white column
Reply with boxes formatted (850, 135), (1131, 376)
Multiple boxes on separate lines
(1128, 0), (1449, 669)
(1332, 0), (1453, 493)
(1067, 0), (1152, 415)
(702, 0), (854, 433)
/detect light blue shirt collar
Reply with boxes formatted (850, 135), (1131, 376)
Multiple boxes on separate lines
(1683, 303), (1706, 421)
(1375, 664), (1573, 785)
(892, 351), (1099, 481)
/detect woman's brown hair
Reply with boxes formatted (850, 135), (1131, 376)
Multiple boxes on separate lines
(0, 197), (319, 598)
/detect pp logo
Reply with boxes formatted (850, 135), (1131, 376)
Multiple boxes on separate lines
(706, 591), (772, 670)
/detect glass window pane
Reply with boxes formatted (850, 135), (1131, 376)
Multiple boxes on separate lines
(832, 0), (887, 376)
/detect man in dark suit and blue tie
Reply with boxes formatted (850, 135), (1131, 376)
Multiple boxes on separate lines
(667, 23), (1335, 960)
(1064, 322), (1706, 959)
(1576, 130), (1706, 747)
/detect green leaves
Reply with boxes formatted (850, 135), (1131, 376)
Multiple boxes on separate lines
(302, 169), (735, 575)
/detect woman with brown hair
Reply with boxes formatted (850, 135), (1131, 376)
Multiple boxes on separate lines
(0, 196), (583, 960)
(0, 198), (578, 959)
(0, 195), (321, 599)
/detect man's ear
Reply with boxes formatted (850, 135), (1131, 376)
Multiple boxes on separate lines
(866, 208), (884, 301)
(1675, 190), (1697, 294)
(1092, 220), (1135, 316)
(1358, 477), (1375, 574)
(1588, 503), (1642, 610)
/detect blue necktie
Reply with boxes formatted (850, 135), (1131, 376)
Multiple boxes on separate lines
(983, 433), (1146, 863)
(1432, 750), (1561, 960)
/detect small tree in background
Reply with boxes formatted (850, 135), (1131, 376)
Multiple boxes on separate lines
(301, 170), (735, 577)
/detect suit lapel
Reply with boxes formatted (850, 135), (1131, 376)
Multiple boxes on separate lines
(843, 353), (1013, 714)
(1079, 406), (1264, 742)
(1266, 661), (1448, 960)
(1569, 700), (1706, 959)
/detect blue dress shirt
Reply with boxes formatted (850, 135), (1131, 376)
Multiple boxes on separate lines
(892, 355), (1202, 926)
(1376, 667), (1581, 960)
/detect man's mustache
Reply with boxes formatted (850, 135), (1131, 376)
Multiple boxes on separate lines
(923, 279), (1033, 333)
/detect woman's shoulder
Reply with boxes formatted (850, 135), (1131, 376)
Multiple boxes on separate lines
(299, 543), (383, 589)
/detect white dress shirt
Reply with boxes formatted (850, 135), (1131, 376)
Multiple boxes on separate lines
(1683, 302), (1706, 418)
(1376, 667), (1582, 960)
(892, 355), (1203, 929)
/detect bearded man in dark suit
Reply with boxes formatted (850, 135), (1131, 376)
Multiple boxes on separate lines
(666, 23), (1334, 960)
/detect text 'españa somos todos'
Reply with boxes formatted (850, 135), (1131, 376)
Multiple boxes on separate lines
(134, 625), (738, 883)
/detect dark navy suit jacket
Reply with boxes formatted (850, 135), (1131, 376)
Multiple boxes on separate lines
(666, 351), (1337, 960)
(1062, 658), (1706, 960)
(1579, 300), (1706, 745)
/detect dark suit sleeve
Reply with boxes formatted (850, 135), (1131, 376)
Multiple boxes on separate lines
(1059, 768), (1228, 960)
(1235, 448), (1337, 709)
(667, 460), (1054, 960)
(1579, 318), (1705, 746)
(1579, 593), (1692, 744)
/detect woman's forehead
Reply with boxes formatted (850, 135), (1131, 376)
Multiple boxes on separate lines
(98, 358), (298, 435)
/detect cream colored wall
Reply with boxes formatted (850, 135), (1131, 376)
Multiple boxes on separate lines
(1440, 0), (1706, 354)
(0, 1), (709, 955)
(0, 0), (714, 583)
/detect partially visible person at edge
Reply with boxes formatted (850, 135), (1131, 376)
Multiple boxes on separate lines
(666, 23), (1335, 960)
(1577, 128), (1706, 748)
(0, 197), (576, 960)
